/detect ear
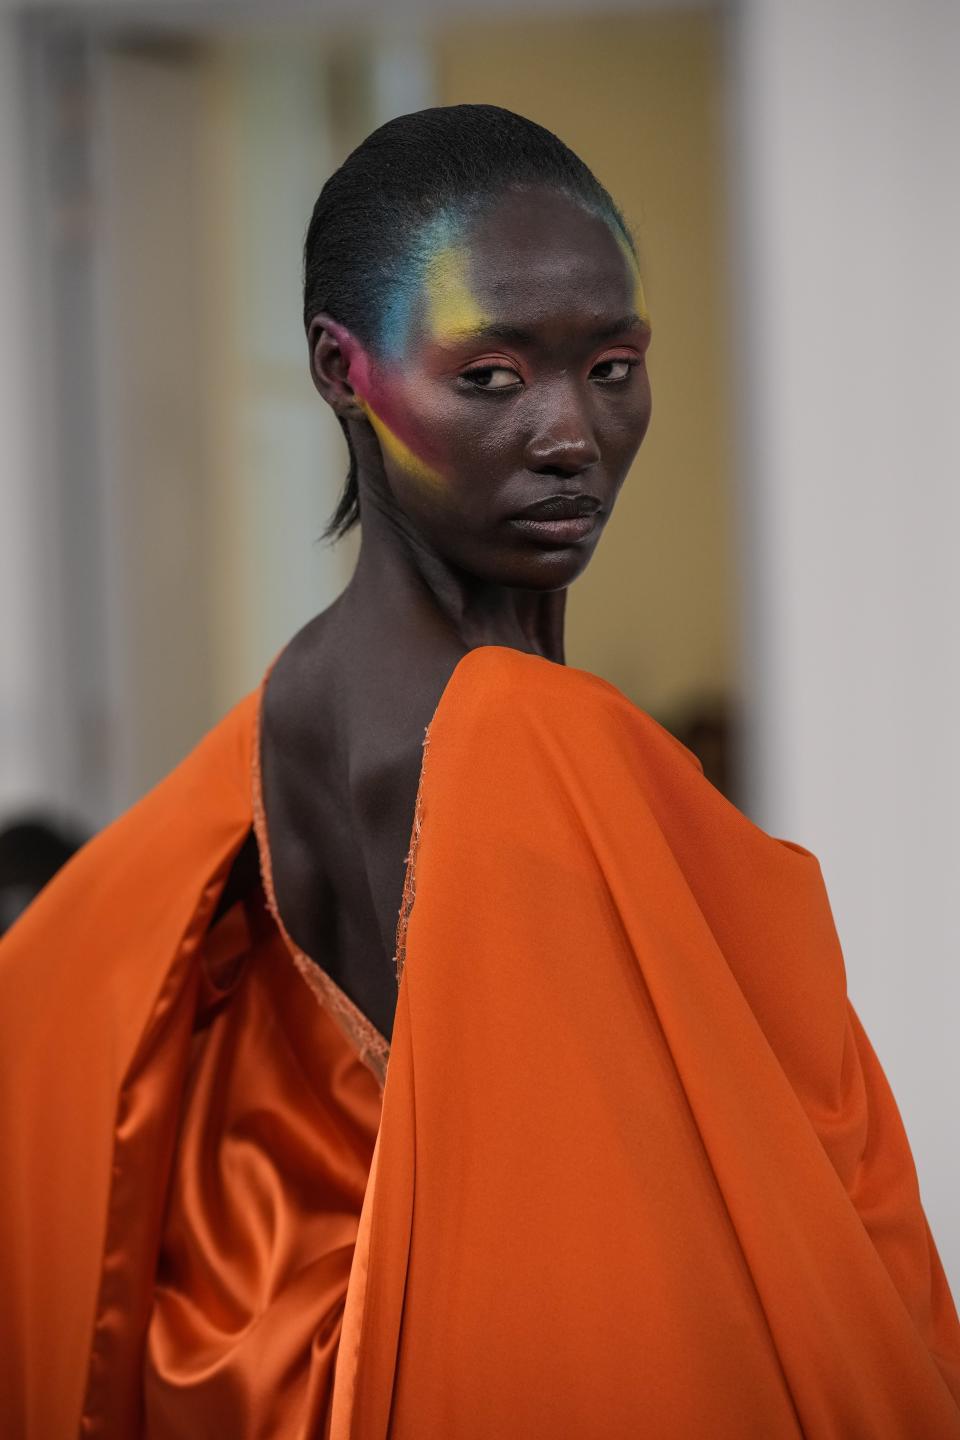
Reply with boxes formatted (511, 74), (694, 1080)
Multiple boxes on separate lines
(307, 314), (367, 417)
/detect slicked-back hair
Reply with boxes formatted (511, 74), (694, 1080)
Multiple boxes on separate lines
(302, 104), (634, 542)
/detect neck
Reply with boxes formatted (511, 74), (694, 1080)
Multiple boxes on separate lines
(335, 474), (568, 668)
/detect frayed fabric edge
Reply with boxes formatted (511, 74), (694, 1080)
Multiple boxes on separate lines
(393, 723), (431, 990)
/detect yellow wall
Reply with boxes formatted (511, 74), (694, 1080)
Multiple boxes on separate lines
(437, 10), (735, 718)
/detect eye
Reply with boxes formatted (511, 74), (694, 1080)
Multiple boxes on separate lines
(591, 356), (638, 384)
(459, 364), (522, 392)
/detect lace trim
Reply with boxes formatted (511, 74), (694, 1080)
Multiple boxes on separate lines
(251, 659), (391, 1091)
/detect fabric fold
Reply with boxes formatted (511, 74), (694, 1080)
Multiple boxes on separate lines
(0, 686), (384, 1439)
(0, 691), (260, 1437)
(329, 644), (960, 1439)
(2, 642), (958, 1438)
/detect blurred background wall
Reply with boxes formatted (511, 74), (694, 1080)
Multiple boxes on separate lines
(733, 0), (960, 1306)
(0, 0), (957, 1292)
(438, 11), (736, 755)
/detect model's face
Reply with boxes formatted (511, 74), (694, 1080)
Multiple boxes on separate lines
(330, 185), (652, 588)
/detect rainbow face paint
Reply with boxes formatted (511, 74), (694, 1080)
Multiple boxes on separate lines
(375, 208), (477, 361)
(322, 188), (651, 499)
(324, 318), (449, 490)
(360, 401), (446, 489)
(326, 234), (496, 489)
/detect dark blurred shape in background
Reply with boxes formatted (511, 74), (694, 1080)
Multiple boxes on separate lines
(0, 814), (88, 936)
(663, 697), (735, 802)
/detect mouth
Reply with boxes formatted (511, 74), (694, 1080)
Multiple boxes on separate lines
(511, 493), (602, 521)
(507, 512), (601, 544)
(507, 492), (603, 545)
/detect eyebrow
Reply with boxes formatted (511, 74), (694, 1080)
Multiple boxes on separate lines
(447, 312), (647, 347)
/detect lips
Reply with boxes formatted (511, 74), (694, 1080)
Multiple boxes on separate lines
(511, 493), (602, 521)
(507, 511), (601, 546)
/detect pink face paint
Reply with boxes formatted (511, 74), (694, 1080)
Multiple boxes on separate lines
(323, 318), (447, 488)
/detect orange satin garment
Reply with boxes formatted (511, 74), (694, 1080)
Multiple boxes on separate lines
(1, 644), (959, 1438)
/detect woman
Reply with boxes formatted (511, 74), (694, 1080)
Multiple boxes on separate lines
(1, 105), (958, 1439)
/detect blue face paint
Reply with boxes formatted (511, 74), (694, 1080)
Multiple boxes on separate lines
(375, 207), (472, 361)
(371, 189), (639, 362)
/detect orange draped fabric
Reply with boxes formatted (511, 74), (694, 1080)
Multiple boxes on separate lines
(1, 644), (959, 1438)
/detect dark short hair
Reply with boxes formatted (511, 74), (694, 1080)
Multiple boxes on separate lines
(302, 104), (634, 542)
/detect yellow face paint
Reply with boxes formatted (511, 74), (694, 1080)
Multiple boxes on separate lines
(615, 230), (650, 324)
(422, 245), (488, 342)
(360, 398), (445, 489)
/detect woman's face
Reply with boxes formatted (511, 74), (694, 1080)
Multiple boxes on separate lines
(326, 185), (652, 589)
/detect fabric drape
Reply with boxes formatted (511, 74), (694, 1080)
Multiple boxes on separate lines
(1, 644), (957, 1438)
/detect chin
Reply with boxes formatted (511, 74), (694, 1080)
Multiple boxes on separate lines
(462, 540), (597, 592)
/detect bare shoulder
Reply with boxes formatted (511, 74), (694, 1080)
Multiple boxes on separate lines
(260, 609), (341, 757)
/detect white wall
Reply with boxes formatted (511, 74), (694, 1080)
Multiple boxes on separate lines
(200, 34), (435, 716)
(733, 0), (960, 1294)
(199, 41), (357, 718)
(0, 19), (69, 817)
(0, 20), (437, 824)
(94, 44), (215, 811)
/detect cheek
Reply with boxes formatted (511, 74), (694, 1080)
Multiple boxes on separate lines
(360, 367), (463, 489)
(595, 378), (652, 469)
(634, 368), (653, 436)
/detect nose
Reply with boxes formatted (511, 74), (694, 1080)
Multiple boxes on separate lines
(522, 384), (601, 477)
